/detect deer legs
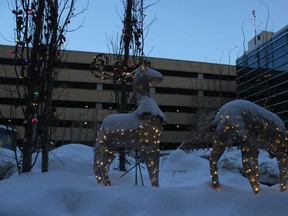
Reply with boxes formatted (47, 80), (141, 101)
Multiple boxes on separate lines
(142, 149), (160, 187)
(241, 144), (260, 193)
(94, 148), (116, 186)
(276, 153), (288, 192)
(94, 147), (160, 187)
(209, 139), (225, 190)
(210, 138), (262, 193)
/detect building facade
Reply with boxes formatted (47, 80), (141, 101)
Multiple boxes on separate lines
(236, 25), (288, 126)
(0, 45), (236, 149)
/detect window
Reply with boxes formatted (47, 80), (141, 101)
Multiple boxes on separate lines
(96, 103), (102, 110)
(198, 73), (203, 79)
(198, 90), (204, 96)
(150, 87), (155, 94)
(96, 83), (103, 91)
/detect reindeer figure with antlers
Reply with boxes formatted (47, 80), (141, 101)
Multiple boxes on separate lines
(94, 64), (166, 187)
(210, 99), (288, 193)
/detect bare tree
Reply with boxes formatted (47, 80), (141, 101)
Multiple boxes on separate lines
(9, 0), (85, 172)
(90, 0), (157, 171)
(179, 105), (217, 152)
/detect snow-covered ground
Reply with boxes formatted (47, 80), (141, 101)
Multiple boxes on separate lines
(0, 144), (288, 216)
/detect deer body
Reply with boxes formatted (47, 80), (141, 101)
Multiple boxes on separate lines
(94, 65), (165, 186)
(210, 99), (288, 193)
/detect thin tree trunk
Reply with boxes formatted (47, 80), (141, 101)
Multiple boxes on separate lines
(119, 0), (133, 172)
(22, 0), (45, 173)
(41, 0), (58, 172)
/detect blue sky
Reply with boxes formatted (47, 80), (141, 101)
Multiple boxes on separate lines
(0, 0), (287, 65)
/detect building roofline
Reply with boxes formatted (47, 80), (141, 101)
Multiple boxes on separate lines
(0, 44), (233, 67)
(237, 24), (288, 60)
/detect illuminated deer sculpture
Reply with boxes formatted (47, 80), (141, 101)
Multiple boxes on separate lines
(210, 99), (288, 193)
(94, 65), (166, 186)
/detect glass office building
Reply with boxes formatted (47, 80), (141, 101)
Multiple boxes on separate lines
(236, 25), (288, 126)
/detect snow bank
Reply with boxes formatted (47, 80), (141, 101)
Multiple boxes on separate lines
(0, 144), (288, 216)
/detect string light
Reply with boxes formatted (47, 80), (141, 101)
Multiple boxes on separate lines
(31, 117), (37, 123)
(210, 99), (288, 193)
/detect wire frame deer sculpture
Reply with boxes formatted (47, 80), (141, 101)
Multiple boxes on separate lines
(210, 99), (288, 193)
(94, 64), (166, 187)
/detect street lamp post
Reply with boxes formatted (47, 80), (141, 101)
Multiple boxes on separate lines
(241, 18), (252, 53)
(228, 46), (237, 93)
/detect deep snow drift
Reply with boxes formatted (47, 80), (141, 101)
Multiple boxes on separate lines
(0, 144), (288, 216)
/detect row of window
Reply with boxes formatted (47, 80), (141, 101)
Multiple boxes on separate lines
(0, 117), (195, 133)
(237, 62), (288, 85)
(0, 97), (211, 114)
(237, 69), (288, 95)
(0, 76), (236, 98)
(0, 56), (236, 80)
(237, 50), (288, 80)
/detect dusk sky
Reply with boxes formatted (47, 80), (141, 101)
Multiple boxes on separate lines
(0, 0), (287, 65)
